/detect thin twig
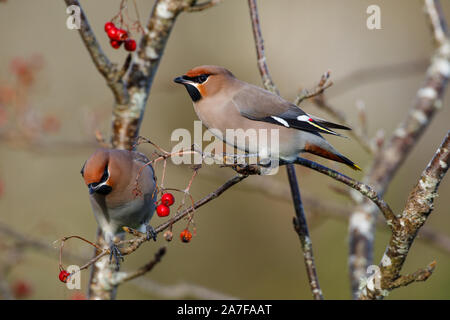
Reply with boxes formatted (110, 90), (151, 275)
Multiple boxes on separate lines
(78, 174), (249, 271)
(185, 0), (222, 12)
(286, 165), (324, 300)
(291, 158), (397, 227)
(247, 0), (279, 95)
(294, 71), (333, 106)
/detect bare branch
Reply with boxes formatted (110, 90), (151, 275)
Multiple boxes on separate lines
(425, 0), (448, 46)
(185, 0), (222, 12)
(287, 166), (323, 300)
(387, 261), (436, 290)
(348, 0), (450, 297)
(360, 131), (449, 299)
(247, 0), (278, 95)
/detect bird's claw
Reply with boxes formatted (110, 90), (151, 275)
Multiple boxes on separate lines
(109, 243), (124, 270)
(233, 163), (261, 175)
(146, 225), (157, 241)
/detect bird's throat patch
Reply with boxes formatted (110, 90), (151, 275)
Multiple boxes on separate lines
(95, 184), (112, 195)
(185, 84), (202, 102)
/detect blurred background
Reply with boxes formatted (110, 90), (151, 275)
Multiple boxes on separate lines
(0, 0), (449, 299)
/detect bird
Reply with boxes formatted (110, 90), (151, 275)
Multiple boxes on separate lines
(174, 65), (360, 171)
(81, 148), (157, 268)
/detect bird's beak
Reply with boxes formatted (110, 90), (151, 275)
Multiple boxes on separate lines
(88, 184), (96, 194)
(173, 75), (189, 84)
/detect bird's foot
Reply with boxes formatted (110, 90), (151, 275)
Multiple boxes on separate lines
(232, 163), (262, 175)
(146, 225), (157, 241)
(109, 243), (124, 270)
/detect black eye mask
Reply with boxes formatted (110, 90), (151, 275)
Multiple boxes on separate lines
(182, 74), (209, 84)
(87, 165), (112, 195)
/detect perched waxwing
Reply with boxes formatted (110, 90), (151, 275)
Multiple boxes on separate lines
(174, 65), (360, 170)
(81, 149), (157, 267)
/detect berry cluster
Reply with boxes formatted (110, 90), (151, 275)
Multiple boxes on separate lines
(156, 193), (175, 217)
(104, 22), (136, 51)
(156, 193), (193, 243)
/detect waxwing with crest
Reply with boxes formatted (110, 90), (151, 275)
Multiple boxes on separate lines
(174, 65), (360, 171)
(81, 148), (157, 268)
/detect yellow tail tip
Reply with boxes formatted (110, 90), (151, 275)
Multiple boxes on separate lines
(352, 163), (362, 171)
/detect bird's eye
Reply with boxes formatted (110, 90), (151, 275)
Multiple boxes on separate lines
(198, 74), (208, 83)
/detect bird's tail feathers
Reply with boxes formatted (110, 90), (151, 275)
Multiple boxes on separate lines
(304, 143), (361, 171)
(336, 153), (361, 171)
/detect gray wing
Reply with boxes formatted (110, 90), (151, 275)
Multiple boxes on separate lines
(231, 84), (349, 136)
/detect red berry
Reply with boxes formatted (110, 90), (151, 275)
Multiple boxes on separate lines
(11, 280), (32, 298)
(116, 29), (128, 41)
(107, 27), (119, 40)
(110, 39), (122, 49)
(58, 270), (70, 283)
(104, 22), (115, 32)
(180, 229), (192, 243)
(156, 204), (170, 217)
(161, 193), (175, 206)
(124, 39), (137, 52)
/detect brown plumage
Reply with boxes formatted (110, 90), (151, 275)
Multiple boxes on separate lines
(81, 149), (157, 267)
(174, 65), (360, 170)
